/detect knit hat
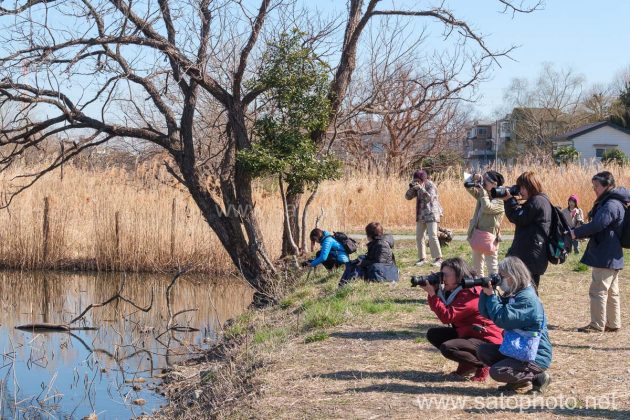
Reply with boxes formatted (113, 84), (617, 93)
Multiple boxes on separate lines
(413, 170), (428, 181)
(568, 194), (579, 205)
(484, 170), (504, 187)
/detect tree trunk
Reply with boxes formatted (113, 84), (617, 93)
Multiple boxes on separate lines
(300, 187), (318, 253)
(176, 99), (278, 306)
(281, 191), (301, 257)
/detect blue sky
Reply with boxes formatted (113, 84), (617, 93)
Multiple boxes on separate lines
(313, 0), (630, 118)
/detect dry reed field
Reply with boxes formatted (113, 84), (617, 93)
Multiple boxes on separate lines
(0, 162), (627, 273)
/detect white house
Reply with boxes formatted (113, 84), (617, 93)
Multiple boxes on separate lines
(553, 121), (630, 160)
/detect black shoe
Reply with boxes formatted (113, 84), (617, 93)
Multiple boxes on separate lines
(527, 372), (551, 395)
(605, 326), (620, 332)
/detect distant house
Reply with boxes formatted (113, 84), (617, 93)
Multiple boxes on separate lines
(552, 121), (630, 160)
(463, 119), (512, 168)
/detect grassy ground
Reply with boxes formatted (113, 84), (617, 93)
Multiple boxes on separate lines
(157, 240), (630, 419)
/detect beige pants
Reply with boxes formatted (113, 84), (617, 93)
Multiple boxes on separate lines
(471, 248), (499, 277)
(589, 268), (621, 330)
(416, 220), (442, 260)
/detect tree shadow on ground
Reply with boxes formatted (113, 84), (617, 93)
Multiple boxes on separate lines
(465, 408), (630, 419)
(553, 343), (630, 352)
(329, 330), (427, 341)
(340, 382), (494, 398)
(373, 298), (427, 305)
(317, 370), (455, 383)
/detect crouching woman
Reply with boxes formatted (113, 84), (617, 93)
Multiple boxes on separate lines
(477, 256), (553, 394)
(421, 258), (503, 381)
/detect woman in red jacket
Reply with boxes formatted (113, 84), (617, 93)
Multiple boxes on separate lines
(420, 257), (503, 381)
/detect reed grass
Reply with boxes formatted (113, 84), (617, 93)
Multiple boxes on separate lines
(0, 161), (626, 273)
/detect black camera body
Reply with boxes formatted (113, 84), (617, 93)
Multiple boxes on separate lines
(410, 272), (443, 287)
(460, 273), (502, 289)
(490, 185), (520, 199)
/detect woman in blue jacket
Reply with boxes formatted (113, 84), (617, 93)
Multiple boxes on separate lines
(477, 256), (552, 394)
(307, 228), (350, 268)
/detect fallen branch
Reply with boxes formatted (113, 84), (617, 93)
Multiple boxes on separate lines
(15, 277), (154, 332)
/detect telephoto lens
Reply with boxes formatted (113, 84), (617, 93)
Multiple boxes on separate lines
(490, 185), (520, 199)
(410, 272), (443, 287)
(463, 181), (478, 188)
(460, 273), (502, 289)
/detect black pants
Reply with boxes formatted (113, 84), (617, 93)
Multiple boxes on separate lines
(426, 327), (486, 368)
(477, 343), (545, 385)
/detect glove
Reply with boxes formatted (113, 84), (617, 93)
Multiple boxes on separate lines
(301, 260), (312, 268)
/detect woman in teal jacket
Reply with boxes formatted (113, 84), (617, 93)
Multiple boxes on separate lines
(307, 229), (350, 268)
(477, 256), (552, 394)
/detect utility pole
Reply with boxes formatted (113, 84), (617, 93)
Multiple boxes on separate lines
(495, 119), (499, 170)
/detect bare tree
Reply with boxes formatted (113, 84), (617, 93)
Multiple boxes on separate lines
(339, 61), (475, 176)
(503, 63), (586, 157)
(0, 0), (540, 300)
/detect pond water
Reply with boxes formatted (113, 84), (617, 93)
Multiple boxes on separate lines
(0, 270), (254, 419)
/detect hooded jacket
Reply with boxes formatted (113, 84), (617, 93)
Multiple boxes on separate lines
(574, 187), (630, 270)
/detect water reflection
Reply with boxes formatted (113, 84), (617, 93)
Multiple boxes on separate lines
(0, 270), (253, 419)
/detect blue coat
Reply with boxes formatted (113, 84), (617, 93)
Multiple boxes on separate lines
(574, 187), (630, 270)
(479, 286), (552, 369)
(310, 231), (350, 268)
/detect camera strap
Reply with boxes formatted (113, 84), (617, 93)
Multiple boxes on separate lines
(437, 285), (463, 305)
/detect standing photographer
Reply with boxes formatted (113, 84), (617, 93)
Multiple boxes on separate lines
(571, 171), (630, 333)
(405, 170), (443, 267)
(477, 257), (552, 394)
(421, 258), (503, 381)
(466, 171), (505, 276)
(499, 171), (552, 288)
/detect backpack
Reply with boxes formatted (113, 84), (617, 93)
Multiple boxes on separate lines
(621, 206), (630, 248)
(547, 204), (573, 265)
(332, 231), (358, 255)
(606, 199), (630, 248)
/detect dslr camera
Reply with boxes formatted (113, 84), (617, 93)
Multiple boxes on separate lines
(490, 185), (520, 199)
(410, 272), (443, 287)
(460, 273), (502, 289)
(463, 180), (481, 188)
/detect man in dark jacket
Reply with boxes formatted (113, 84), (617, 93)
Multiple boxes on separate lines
(572, 171), (630, 333)
(500, 171), (552, 288)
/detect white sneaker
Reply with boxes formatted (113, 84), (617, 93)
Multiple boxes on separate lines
(432, 259), (443, 267)
(415, 259), (427, 266)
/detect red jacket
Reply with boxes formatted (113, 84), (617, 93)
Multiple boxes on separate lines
(428, 286), (503, 344)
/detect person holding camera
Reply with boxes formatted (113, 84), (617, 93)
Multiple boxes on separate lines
(465, 171), (505, 276)
(499, 171), (552, 288)
(405, 170), (443, 267)
(571, 171), (630, 333)
(420, 257), (503, 381)
(477, 256), (552, 394)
